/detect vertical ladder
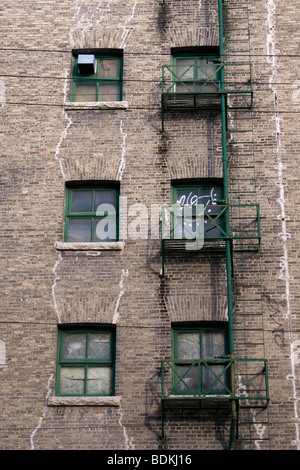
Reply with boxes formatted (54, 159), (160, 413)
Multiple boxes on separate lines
(222, 0), (271, 449)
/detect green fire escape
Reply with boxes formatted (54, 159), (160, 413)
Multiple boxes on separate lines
(160, 0), (270, 450)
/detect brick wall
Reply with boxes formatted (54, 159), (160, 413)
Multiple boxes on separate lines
(0, 0), (299, 450)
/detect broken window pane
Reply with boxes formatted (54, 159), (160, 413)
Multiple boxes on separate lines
(64, 333), (86, 359)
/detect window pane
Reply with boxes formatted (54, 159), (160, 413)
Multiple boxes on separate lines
(176, 58), (195, 80)
(94, 190), (116, 212)
(93, 217), (117, 242)
(98, 83), (120, 101)
(68, 219), (91, 242)
(63, 333), (86, 359)
(206, 60), (218, 80)
(175, 82), (195, 93)
(195, 82), (219, 92)
(74, 83), (97, 102)
(176, 189), (198, 207)
(87, 367), (112, 395)
(60, 367), (85, 395)
(182, 216), (203, 239)
(202, 364), (228, 394)
(204, 217), (224, 238)
(88, 333), (111, 359)
(198, 187), (222, 214)
(177, 364), (199, 394)
(197, 58), (208, 79)
(196, 59), (217, 80)
(71, 191), (93, 213)
(98, 59), (119, 78)
(177, 333), (200, 359)
(202, 332), (226, 358)
(195, 82), (219, 93)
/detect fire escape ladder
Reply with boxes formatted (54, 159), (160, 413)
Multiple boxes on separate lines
(223, 0), (271, 450)
(159, 0), (270, 450)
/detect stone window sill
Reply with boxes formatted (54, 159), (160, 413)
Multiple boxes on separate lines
(48, 396), (121, 407)
(65, 101), (128, 111)
(55, 241), (124, 251)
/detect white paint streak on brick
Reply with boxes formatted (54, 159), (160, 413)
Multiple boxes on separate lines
(120, 0), (138, 49)
(117, 120), (127, 180)
(267, 0), (300, 450)
(54, 72), (72, 180)
(0, 340), (6, 365)
(0, 81), (5, 108)
(238, 376), (266, 449)
(70, 0), (112, 46)
(112, 269), (129, 324)
(30, 375), (53, 450)
(52, 253), (63, 324)
(117, 406), (135, 450)
(292, 80), (300, 104)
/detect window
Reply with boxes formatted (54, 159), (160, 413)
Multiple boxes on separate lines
(172, 325), (230, 395)
(56, 326), (116, 396)
(171, 183), (224, 239)
(64, 185), (119, 243)
(172, 54), (219, 93)
(71, 53), (123, 102)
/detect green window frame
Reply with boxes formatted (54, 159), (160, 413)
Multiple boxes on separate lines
(56, 326), (116, 396)
(172, 325), (230, 396)
(171, 183), (224, 239)
(71, 53), (123, 102)
(64, 184), (119, 243)
(172, 54), (220, 93)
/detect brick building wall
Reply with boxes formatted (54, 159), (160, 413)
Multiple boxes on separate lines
(0, 0), (299, 450)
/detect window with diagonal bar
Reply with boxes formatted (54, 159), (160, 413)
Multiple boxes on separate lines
(171, 184), (225, 239)
(172, 56), (220, 93)
(172, 327), (231, 396)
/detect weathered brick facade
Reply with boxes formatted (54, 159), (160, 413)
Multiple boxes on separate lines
(0, 0), (300, 451)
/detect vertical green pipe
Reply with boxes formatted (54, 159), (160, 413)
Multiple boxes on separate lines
(161, 361), (165, 441)
(161, 65), (165, 134)
(219, 0), (234, 356)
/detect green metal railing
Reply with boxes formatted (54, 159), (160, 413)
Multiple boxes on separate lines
(161, 358), (269, 401)
(159, 0), (270, 449)
(161, 203), (260, 241)
(160, 203), (261, 278)
(162, 358), (233, 398)
(162, 63), (224, 94)
(161, 357), (269, 441)
(161, 62), (253, 133)
(161, 204), (261, 268)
